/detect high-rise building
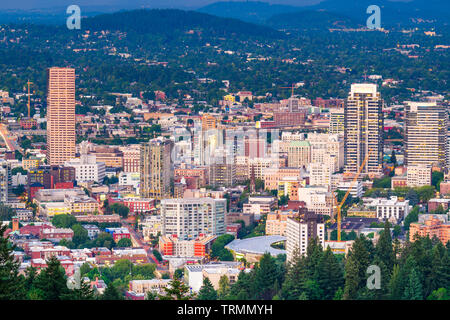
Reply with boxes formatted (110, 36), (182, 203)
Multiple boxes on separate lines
(46, 67), (76, 165)
(344, 84), (383, 175)
(160, 197), (226, 240)
(0, 160), (9, 203)
(140, 137), (174, 199)
(329, 108), (345, 134)
(404, 102), (448, 168)
(286, 208), (325, 261)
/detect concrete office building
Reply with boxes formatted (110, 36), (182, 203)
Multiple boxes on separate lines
(46, 67), (76, 165)
(404, 102), (448, 168)
(160, 197), (226, 240)
(344, 84), (383, 175)
(286, 209), (325, 261)
(140, 137), (174, 199)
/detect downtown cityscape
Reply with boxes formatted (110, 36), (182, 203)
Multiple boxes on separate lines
(0, 0), (449, 307)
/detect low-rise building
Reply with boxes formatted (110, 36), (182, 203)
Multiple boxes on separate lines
(409, 214), (450, 245)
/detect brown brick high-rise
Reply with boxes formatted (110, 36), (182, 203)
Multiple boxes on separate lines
(46, 67), (76, 165)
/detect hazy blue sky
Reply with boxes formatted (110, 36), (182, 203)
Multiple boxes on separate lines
(0, 0), (412, 11)
(0, 0), (331, 11)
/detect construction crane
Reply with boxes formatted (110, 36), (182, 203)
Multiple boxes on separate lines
(280, 84), (296, 98)
(27, 80), (33, 118)
(332, 149), (372, 242)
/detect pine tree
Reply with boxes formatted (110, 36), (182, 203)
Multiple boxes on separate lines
(101, 282), (124, 300)
(158, 275), (194, 300)
(403, 268), (423, 300)
(0, 224), (26, 300)
(343, 236), (371, 300)
(375, 221), (395, 273)
(218, 275), (230, 299)
(280, 246), (307, 300)
(253, 253), (278, 300)
(33, 256), (70, 300)
(318, 247), (344, 300)
(197, 277), (217, 300)
(63, 280), (95, 300)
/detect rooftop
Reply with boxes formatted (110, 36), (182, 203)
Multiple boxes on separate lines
(225, 235), (286, 257)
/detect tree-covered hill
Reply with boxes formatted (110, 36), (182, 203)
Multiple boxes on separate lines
(82, 9), (284, 39)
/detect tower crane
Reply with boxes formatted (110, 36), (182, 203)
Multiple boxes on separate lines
(332, 149), (372, 242)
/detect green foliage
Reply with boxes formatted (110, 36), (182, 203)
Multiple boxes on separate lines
(404, 206), (420, 231)
(211, 234), (235, 261)
(32, 256), (70, 300)
(117, 238), (132, 247)
(158, 275), (194, 300)
(110, 203), (130, 218)
(52, 214), (77, 228)
(372, 176), (392, 189)
(431, 171), (444, 191)
(0, 224), (26, 299)
(197, 277), (218, 300)
(101, 283), (124, 300)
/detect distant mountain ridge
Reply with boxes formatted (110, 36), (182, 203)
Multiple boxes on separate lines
(82, 9), (284, 38)
(197, 1), (303, 24)
(197, 0), (450, 28)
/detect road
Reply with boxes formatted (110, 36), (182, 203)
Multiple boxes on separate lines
(122, 218), (168, 272)
(0, 124), (15, 151)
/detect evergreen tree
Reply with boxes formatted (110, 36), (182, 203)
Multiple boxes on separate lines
(318, 247), (344, 300)
(197, 277), (217, 300)
(280, 247), (306, 300)
(218, 275), (230, 299)
(343, 236), (371, 300)
(375, 221), (395, 273)
(0, 224), (26, 300)
(63, 280), (95, 300)
(403, 268), (423, 300)
(253, 253), (278, 300)
(33, 256), (70, 300)
(158, 275), (194, 300)
(101, 283), (124, 300)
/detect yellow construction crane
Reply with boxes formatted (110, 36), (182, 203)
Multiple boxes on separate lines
(332, 149), (372, 242)
(280, 84), (296, 98)
(27, 80), (33, 118)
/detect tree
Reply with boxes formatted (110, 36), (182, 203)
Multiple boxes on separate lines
(197, 277), (217, 300)
(117, 238), (132, 247)
(318, 247), (344, 300)
(253, 253), (278, 300)
(63, 280), (95, 300)
(416, 186), (435, 203)
(174, 268), (184, 280)
(375, 221), (395, 272)
(404, 206), (419, 231)
(101, 283), (124, 300)
(158, 275), (194, 300)
(427, 288), (450, 300)
(72, 224), (89, 247)
(0, 224), (26, 299)
(218, 275), (231, 299)
(33, 256), (70, 300)
(431, 171), (444, 191)
(405, 189), (419, 207)
(403, 267), (423, 300)
(52, 214), (77, 228)
(343, 236), (371, 300)
(110, 203), (130, 218)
